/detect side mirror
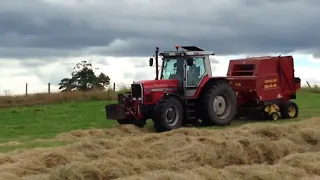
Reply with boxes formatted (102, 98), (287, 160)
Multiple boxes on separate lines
(186, 57), (193, 66)
(149, 57), (153, 66)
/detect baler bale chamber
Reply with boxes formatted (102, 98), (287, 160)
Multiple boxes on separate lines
(226, 56), (301, 120)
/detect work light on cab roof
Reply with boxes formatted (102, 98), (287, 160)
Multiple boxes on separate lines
(175, 44), (180, 51)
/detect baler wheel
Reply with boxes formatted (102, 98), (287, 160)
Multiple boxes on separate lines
(280, 101), (299, 119)
(201, 82), (237, 126)
(270, 112), (279, 121)
(153, 96), (184, 132)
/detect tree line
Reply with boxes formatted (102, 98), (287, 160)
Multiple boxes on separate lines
(58, 61), (110, 92)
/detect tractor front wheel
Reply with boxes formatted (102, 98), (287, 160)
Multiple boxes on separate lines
(201, 82), (237, 126)
(153, 96), (184, 132)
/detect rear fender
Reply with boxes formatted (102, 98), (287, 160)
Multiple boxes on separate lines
(155, 93), (187, 119)
(160, 93), (184, 103)
(194, 77), (230, 99)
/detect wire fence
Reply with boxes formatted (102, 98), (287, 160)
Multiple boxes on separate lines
(0, 81), (132, 96)
(0, 80), (318, 96)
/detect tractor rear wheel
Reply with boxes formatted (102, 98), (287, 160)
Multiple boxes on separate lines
(153, 96), (184, 132)
(280, 101), (299, 119)
(201, 82), (237, 126)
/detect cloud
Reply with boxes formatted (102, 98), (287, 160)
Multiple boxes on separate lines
(134, 61), (148, 68)
(0, 0), (320, 60)
(0, 54), (319, 95)
(124, 72), (134, 79)
(1, 0), (320, 94)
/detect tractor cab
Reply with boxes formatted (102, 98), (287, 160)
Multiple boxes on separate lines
(149, 45), (215, 98)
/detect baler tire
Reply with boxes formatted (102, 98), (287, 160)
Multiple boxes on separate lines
(153, 96), (184, 132)
(270, 112), (279, 121)
(201, 82), (237, 126)
(280, 101), (299, 119)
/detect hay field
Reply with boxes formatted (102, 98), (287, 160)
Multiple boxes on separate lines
(0, 89), (319, 180)
(0, 118), (320, 180)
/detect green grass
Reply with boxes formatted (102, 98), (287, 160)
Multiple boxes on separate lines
(0, 140), (70, 153)
(0, 91), (319, 152)
(0, 101), (117, 143)
(276, 92), (320, 120)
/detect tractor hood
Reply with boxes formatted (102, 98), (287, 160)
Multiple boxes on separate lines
(134, 79), (179, 89)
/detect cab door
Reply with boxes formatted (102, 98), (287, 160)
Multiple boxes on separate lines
(185, 56), (209, 98)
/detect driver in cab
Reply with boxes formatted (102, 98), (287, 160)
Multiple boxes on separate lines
(169, 61), (184, 85)
(187, 64), (199, 86)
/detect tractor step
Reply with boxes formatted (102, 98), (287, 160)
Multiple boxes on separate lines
(187, 102), (196, 106)
(186, 100), (197, 119)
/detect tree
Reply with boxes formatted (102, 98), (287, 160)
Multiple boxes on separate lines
(58, 60), (110, 92)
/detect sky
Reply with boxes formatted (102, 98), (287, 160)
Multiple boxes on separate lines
(0, 0), (320, 95)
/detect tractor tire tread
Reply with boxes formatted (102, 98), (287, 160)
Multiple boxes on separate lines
(153, 96), (184, 132)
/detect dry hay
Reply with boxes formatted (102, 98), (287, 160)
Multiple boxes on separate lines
(0, 118), (320, 180)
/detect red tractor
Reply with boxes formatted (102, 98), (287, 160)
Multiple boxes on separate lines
(105, 45), (301, 132)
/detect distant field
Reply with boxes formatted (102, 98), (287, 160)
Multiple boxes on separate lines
(0, 86), (318, 108)
(0, 90), (121, 108)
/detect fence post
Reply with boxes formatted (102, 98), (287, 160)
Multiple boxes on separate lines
(25, 83), (28, 95)
(113, 83), (115, 91)
(48, 83), (51, 93)
(306, 81), (311, 88)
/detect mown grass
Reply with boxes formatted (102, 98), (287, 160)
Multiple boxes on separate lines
(2, 117), (320, 180)
(0, 86), (319, 152)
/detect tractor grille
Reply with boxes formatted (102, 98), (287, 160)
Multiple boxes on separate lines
(131, 83), (142, 100)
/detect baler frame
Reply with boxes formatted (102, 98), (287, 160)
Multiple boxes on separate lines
(226, 55), (301, 120)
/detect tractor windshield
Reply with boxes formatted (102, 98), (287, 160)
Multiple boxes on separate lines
(161, 57), (184, 81)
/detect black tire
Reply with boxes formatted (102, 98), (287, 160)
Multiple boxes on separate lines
(280, 101), (299, 119)
(270, 112), (279, 121)
(201, 82), (237, 126)
(153, 96), (184, 132)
